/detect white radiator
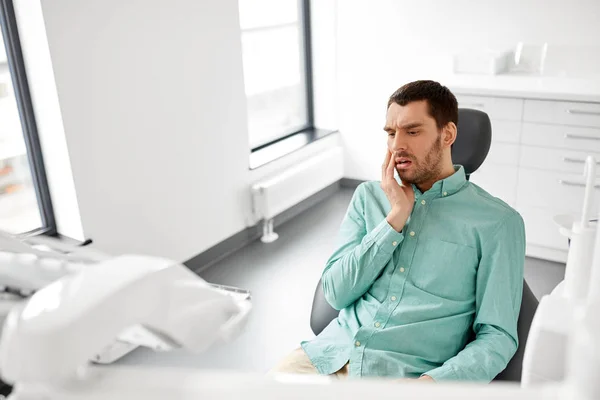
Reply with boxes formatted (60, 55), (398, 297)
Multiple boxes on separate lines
(251, 146), (344, 242)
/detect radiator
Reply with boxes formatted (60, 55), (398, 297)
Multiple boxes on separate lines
(251, 146), (344, 242)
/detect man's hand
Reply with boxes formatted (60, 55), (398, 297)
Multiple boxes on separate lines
(381, 149), (414, 232)
(393, 375), (435, 383)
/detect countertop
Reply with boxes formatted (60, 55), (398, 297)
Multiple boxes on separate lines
(434, 73), (600, 103)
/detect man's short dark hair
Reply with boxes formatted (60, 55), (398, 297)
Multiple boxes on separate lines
(387, 80), (458, 130)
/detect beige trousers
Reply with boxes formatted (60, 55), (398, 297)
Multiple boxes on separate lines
(269, 347), (350, 379)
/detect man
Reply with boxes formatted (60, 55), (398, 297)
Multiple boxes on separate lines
(270, 80), (526, 382)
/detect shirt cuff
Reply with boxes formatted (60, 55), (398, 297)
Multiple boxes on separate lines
(367, 219), (404, 255)
(423, 365), (458, 382)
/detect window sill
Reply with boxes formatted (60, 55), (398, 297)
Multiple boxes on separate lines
(249, 128), (338, 170)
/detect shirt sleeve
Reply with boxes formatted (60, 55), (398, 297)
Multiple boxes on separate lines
(322, 183), (404, 311)
(424, 212), (526, 382)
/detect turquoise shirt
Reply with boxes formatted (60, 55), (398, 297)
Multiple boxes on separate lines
(301, 165), (525, 382)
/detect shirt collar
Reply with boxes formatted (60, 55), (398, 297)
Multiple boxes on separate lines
(410, 165), (467, 198)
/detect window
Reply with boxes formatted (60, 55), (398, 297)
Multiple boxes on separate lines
(0, 0), (55, 235)
(238, 0), (313, 150)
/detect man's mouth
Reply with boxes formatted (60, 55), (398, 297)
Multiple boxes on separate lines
(396, 157), (413, 170)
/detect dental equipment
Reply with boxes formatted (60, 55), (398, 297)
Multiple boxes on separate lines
(522, 156), (599, 385)
(0, 230), (249, 365)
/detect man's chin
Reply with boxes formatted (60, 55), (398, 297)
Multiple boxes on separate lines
(397, 173), (416, 185)
(395, 166), (421, 184)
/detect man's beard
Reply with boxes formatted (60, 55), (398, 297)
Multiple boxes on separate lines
(396, 136), (444, 185)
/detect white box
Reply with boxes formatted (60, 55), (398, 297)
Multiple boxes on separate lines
(453, 50), (512, 75)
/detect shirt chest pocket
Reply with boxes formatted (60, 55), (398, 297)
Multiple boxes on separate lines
(409, 239), (478, 301)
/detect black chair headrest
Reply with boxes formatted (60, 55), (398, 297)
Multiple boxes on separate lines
(453, 108), (492, 177)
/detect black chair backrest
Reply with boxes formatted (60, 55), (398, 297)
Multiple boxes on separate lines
(494, 280), (538, 381)
(454, 108), (492, 177)
(310, 277), (338, 336)
(309, 108), (538, 382)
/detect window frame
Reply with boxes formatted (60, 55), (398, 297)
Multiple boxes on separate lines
(0, 0), (57, 235)
(244, 0), (315, 153)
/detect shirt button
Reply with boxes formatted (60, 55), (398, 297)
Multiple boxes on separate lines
(355, 341), (361, 347)
(443, 191), (448, 196)
(391, 296), (397, 301)
(375, 322), (381, 328)
(392, 241), (398, 246)
(400, 267), (405, 273)
(421, 200), (426, 205)
(409, 231), (415, 237)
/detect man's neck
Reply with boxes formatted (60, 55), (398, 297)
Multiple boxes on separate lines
(416, 162), (456, 193)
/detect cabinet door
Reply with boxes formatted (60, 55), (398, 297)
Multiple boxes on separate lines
(469, 163), (518, 206)
(517, 206), (569, 252)
(524, 100), (600, 128)
(521, 122), (600, 152)
(490, 120), (521, 144)
(519, 145), (600, 175)
(485, 142), (520, 166)
(456, 95), (524, 121)
(516, 168), (600, 215)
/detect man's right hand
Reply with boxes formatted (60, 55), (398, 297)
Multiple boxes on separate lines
(381, 149), (414, 232)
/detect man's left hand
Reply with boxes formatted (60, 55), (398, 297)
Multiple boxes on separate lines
(393, 375), (435, 383)
(418, 375), (435, 382)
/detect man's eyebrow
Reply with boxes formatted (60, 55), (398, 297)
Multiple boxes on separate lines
(400, 122), (424, 130)
(383, 122), (424, 132)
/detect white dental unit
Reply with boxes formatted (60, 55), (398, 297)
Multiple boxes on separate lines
(1, 160), (600, 399)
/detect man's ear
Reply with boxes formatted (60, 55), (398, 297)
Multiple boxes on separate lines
(442, 122), (457, 147)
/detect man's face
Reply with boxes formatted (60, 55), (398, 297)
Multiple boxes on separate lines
(384, 100), (445, 185)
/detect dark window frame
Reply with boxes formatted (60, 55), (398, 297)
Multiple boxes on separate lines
(247, 0), (316, 154)
(0, 0), (57, 235)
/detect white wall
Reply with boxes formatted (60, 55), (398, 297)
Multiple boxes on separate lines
(336, 0), (600, 180)
(310, 0), (338, 131)
(33, 0), (339, 261)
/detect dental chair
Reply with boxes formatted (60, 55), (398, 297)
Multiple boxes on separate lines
(309, 108), (539, 383)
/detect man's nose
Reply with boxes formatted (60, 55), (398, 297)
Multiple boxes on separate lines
(391, 133), (408, 153)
